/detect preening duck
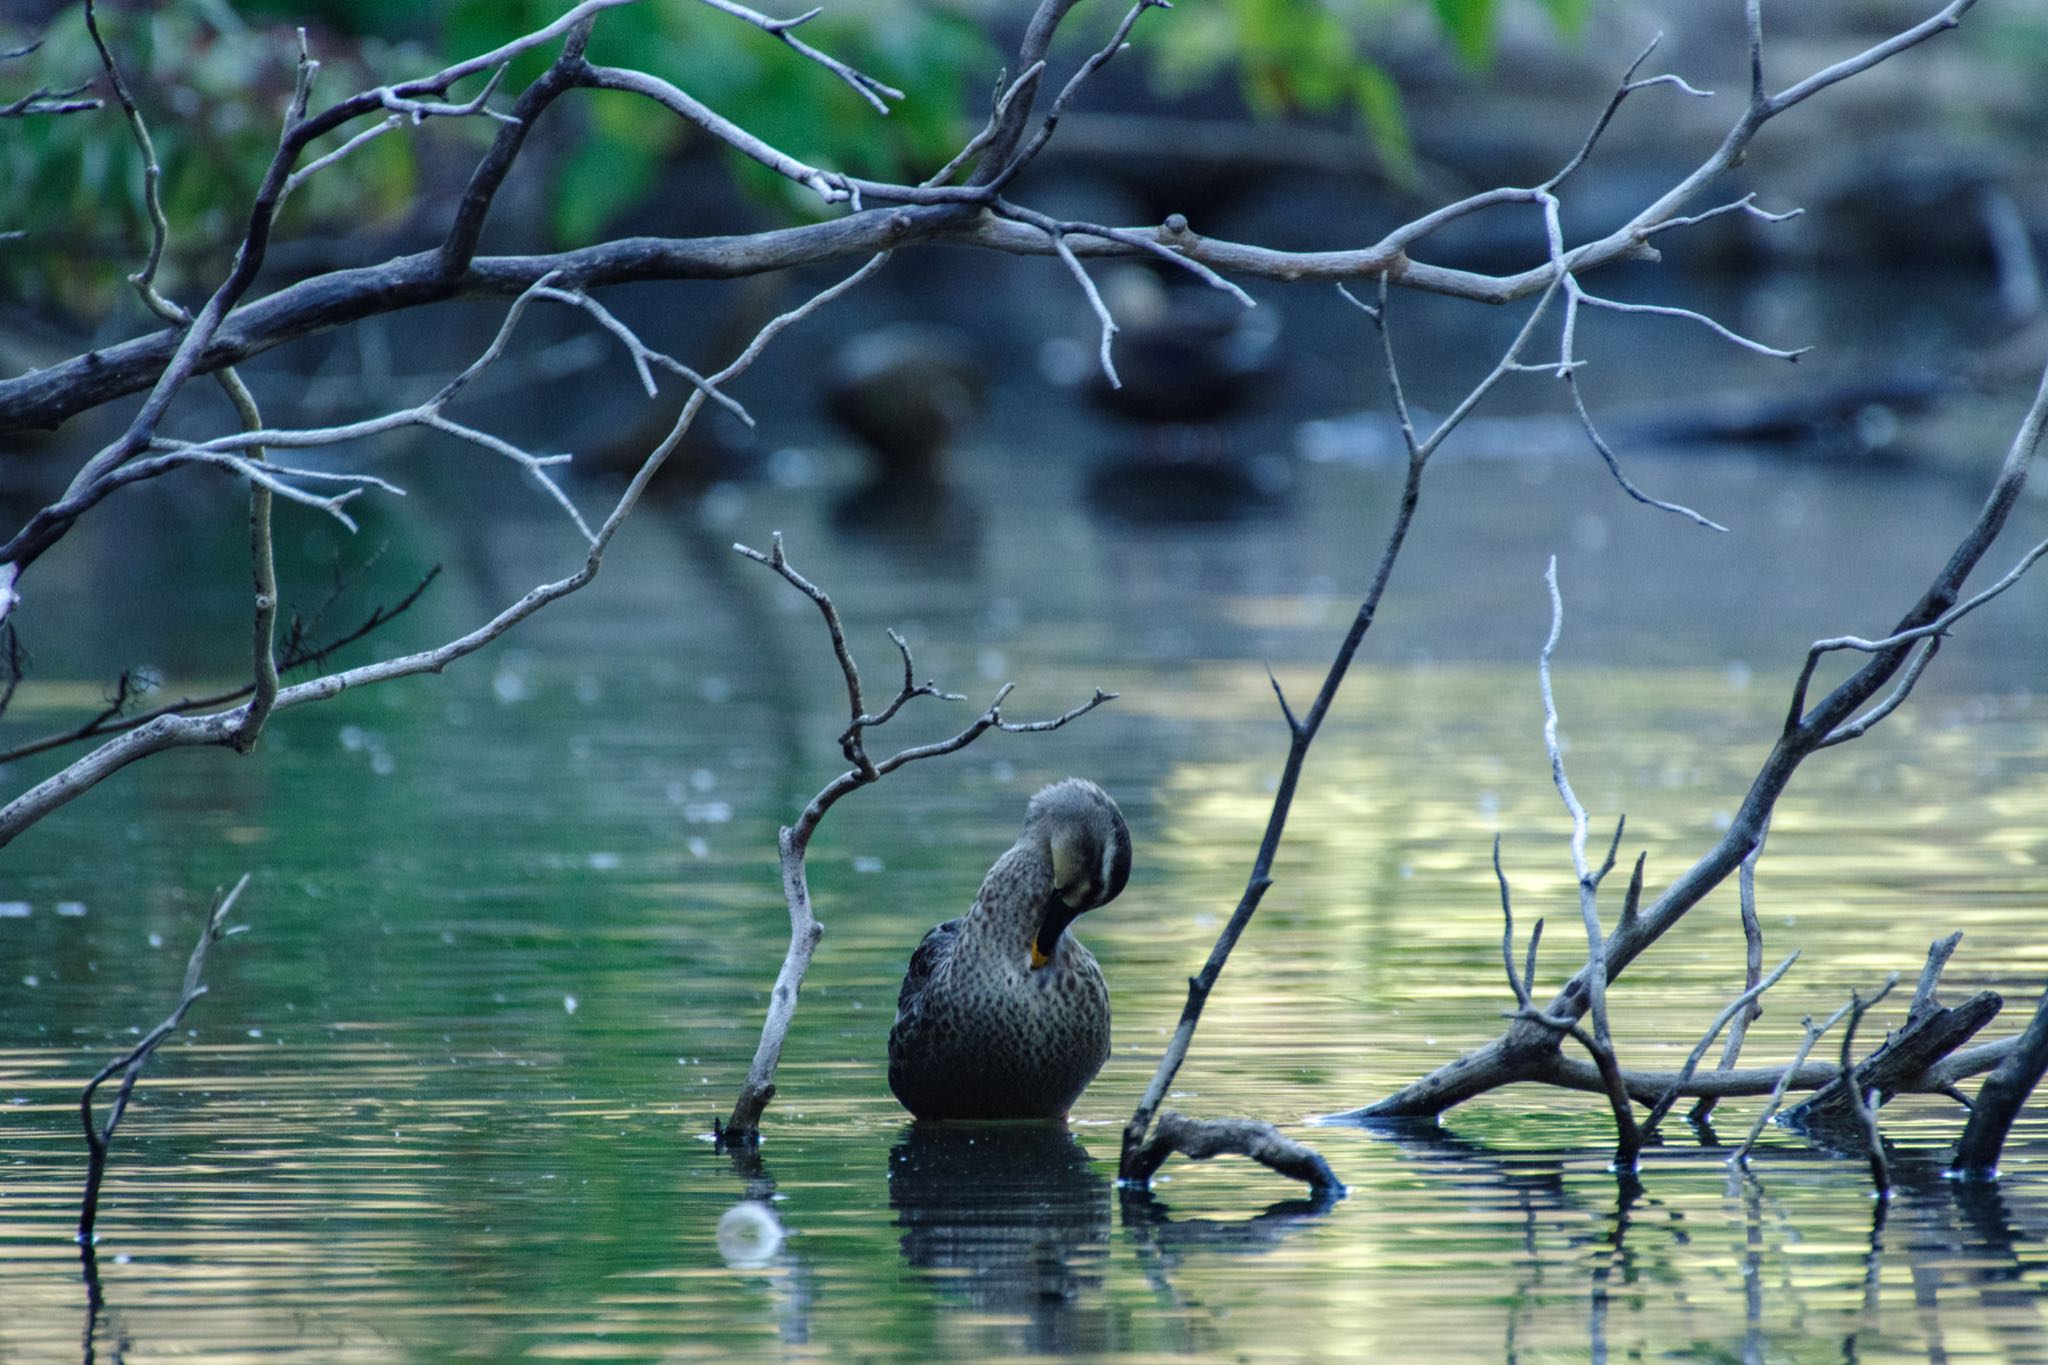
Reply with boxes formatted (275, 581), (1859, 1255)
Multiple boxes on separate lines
(887, 779), (1131, 1121)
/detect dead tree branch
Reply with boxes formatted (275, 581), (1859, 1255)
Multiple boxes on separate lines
(1779, 986), (2002, 1132)
(1640, 952), (1799, 1138)
(1839, 985), (1893, 1196)
(1344, 355), (2048, 1124)
(719, 535), (1114, 1143)
(1952, 982), (2048, 1180)
(1730, 997), (1858, 1166)
(78, 875), (250, 1248)
(0, 252), (886, 851)
(0, 565), (442, 766)
(1125, 1112), (1346, 1200)
(1690, 820), (1771, 1125)
(0, 37), (100, 119)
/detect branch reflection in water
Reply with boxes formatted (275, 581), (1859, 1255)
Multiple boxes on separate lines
(1359, 1125), (2048, 1363)
(716, 1142), (816, 1347)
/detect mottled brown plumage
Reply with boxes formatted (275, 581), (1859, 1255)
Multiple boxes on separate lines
(888, 779), (1132, 1120)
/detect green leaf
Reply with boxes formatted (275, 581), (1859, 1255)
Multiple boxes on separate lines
(1353, 61), (1414, 186)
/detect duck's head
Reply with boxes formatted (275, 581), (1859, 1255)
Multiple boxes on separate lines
(1022, 778), (1131, 968)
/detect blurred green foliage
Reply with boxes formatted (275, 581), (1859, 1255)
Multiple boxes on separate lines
(1142, 0), (1589, 178)
(1, 0), (1580, 318)
(2, 0), (430, 313)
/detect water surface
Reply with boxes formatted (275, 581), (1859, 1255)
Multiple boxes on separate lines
(3, 265), (2047, 1361)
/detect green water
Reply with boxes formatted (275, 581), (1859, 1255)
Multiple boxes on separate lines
(3, 372), (2048, 1361)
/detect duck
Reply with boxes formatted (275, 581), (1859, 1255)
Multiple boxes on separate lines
(825, 323), (989, 551)
(887, 778), (1131, 1121)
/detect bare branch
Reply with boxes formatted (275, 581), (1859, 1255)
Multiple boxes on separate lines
(1641, 951), (1799, 1136)
(1120, 344), (1435, 1177)
(1953, 981), (2048, 1179)
(921, 60), (1043, 187)
(1125, 1111), (1345, 1197)
(277, 114), (404, 211)
(0, 81), (98, 118)
(1910, 931), (1965, 1019)
(1001, 204), (1255, 306)
(1794, 534), (2048, 727)
(1498, 835), (1529, 1007)
(1339, 278), (1418, 459)
(374, 63), (515, 125)
(0, 566), (440, 766)
(1051, 231), (1121, 387)
(1266, 664), (1302, 738)
(1572, 288), (1811, 363)
(579, 63), (848, 203)
(529, 283), (751, 421)
(0, 256), (888, 852)
(1640, 193), (1802, 239)
(1540, 557), (1616, 1053)
(1839, 986), (1893, 1196)
(0, 37), (98, 118)
(1564, 372), (1728, 532)
(1729, 998), (1859, 1166)
(1352, 354), (2048, 1126)
(696, 0), (904, 114)
(1818, 637), (1942, 748)
(1540, 34), (1711, 195)
(985, 0), (1168, 193)
(1691, 820), (1770, 1124)
(79, 875), (250, 1246)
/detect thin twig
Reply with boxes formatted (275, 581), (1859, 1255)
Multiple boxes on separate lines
(695, 0), (904, 113)
(1642, 951), (1799, 1135)
(1691, 819), (1770, 1124)
(0, 566), (441, 765)
(1840, 985), (1894, 1196)
(1540, 557), (1616, 1052)
(78, 875), (250, 1247)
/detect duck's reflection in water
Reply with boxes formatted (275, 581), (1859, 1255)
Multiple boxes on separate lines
(889, 1122), (1110, 1354)
(889, 1121), (1342, 1357)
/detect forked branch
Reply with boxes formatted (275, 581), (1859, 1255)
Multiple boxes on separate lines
(79, 875), (250, 1248)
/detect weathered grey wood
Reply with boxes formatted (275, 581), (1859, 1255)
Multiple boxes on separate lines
(1952, 985), (2048, 1179)
(1781, 991), (2003, 1131)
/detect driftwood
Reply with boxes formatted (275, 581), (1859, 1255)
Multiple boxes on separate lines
(1954, 986), (2048, 1179)
(1124, 1113), (1345, 1200)
(1781, 991), (2003, 1134)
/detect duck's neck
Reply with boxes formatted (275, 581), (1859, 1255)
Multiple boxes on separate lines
(961, 837), (1054, 966)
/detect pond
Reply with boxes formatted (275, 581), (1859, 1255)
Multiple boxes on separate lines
(2, 259), (2047, 1361)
